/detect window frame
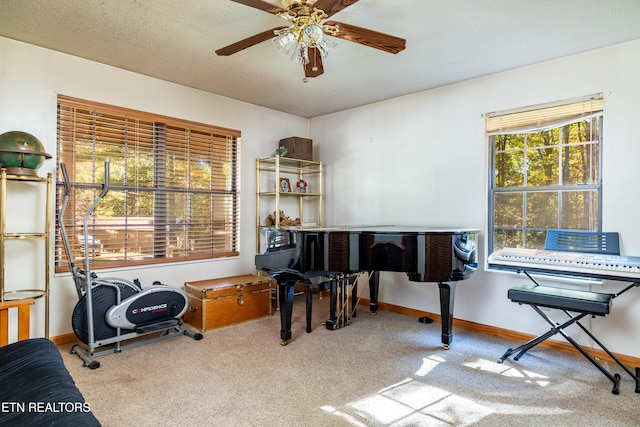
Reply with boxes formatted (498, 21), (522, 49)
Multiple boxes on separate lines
(55, 95), (241, 272)
(487, 95), (603, 255)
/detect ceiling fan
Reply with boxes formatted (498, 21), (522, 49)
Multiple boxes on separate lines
(215, 0), (406, 79)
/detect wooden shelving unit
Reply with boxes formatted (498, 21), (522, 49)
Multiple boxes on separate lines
(255, 156), (323, 252)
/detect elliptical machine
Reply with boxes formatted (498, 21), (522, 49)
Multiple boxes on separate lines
(59, 159), (202, 369)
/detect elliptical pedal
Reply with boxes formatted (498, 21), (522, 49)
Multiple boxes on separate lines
(134, 319), (180, 334)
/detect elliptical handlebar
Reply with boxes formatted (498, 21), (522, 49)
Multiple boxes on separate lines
(82, 159), (110, 286)
(98, 159), (110, 200)
(61, 161), (71, 196)
(59, 162), (83, 298)
(82, 159), (110, 222)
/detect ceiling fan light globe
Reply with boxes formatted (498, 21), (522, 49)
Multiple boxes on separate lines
(302, 23), (324, 44)
(316, 37), (336, 58)
(291, 45), (309, 65)
(272, 32), (297, 56)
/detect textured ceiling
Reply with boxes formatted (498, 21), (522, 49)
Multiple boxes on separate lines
(1, 0), (640, 118)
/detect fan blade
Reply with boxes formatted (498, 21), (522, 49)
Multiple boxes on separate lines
(216, 27), (287, 56)
(230, 0), (287, 15)
(326, 21), (406, 54)
(304, 48), (325, 78)
(313, 0), (359, 18)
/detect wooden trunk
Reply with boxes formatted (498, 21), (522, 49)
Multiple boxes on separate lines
(279, 137), (313, 160)
(183, 274), (273, 332)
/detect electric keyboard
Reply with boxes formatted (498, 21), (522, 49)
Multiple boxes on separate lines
(488, 247), (640, 281)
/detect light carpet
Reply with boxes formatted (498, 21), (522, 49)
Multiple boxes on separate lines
(59, 296), (640, 426)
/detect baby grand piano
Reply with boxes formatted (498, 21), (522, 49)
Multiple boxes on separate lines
(255, 226), (479, 347)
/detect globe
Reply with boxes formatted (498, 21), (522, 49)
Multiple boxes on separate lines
(0, 131), (52, 176)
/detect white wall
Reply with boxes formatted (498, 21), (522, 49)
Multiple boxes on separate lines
(0, 37), (308, 338)
(310, 39), (640, 358)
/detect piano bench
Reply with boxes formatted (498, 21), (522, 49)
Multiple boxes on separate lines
(508, 283), (613, 316)
(501, 283), (629, 394)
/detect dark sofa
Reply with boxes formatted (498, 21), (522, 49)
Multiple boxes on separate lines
(0, 338), (101, 426)
(0, 298), (100, 426)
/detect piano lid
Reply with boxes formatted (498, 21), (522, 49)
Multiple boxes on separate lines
(266, 225), (480, 234)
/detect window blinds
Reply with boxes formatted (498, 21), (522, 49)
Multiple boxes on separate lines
(56, 95), (241, 271)
(486, 94), (604, 135)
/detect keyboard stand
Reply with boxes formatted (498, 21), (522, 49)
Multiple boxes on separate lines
(497, 230), (640, 394)
(498, 272), (640, 394)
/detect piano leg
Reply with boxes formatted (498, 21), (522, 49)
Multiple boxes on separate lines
(371, 273), (458, 349)
(325, 279), (339, 330)
(369, 271), (380, 313)
(305, 284), (314, 333)
(438, 282), (457, 350)
(278, 280), (295, 345)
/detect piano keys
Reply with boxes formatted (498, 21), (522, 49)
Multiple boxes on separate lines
(255, 226), (479, 347)
(488, 247), (640, 282)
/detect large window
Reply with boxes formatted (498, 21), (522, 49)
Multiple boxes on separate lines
(487, 94), (603, 254)
(55, 96), (241, 272)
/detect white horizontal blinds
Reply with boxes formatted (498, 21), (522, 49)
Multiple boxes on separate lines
(486, 94), (604, 135)
(55, 95), (241, 272)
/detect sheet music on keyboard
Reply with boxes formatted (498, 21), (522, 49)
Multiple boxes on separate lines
(488, 247), (640, 281)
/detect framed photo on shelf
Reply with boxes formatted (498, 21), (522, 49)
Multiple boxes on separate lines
(279, 178), (291, 193)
